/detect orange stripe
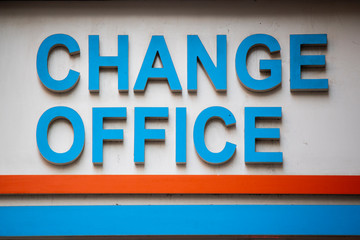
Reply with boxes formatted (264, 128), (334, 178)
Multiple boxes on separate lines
(0, 175), (360, 195)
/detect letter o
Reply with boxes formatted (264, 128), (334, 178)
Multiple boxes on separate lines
(36, 106), (85, 165)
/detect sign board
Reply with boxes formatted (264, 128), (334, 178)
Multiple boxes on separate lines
(0, 0), (360, 237)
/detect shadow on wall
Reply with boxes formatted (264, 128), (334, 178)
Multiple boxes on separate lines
(1, 0), (360, 18)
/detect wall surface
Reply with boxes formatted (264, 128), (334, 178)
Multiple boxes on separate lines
(0, 0), (360, 237)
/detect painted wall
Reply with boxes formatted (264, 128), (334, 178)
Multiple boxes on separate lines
(0, 0), (360, 206)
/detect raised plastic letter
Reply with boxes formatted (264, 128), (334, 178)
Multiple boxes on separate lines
(134, 107), (168, 164)
(244, 107), (282, 164)
(236, 34), (281, 92)
(134, 36), (181, 92)
(89, 35), (129, 92)
(36, 106), (85, 165)
(92, 107), (126, 165)
(187, 35), (227, 92)
(290, 34), (328, 91)
(193, 106), (236, 164)
(37, 34), (80, 92)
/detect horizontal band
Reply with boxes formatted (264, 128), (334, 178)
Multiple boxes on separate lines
(1, 175), (360, 194)
(1, 205), (360, 236)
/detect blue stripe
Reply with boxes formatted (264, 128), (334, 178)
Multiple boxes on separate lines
(0, 205), (360, 236)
